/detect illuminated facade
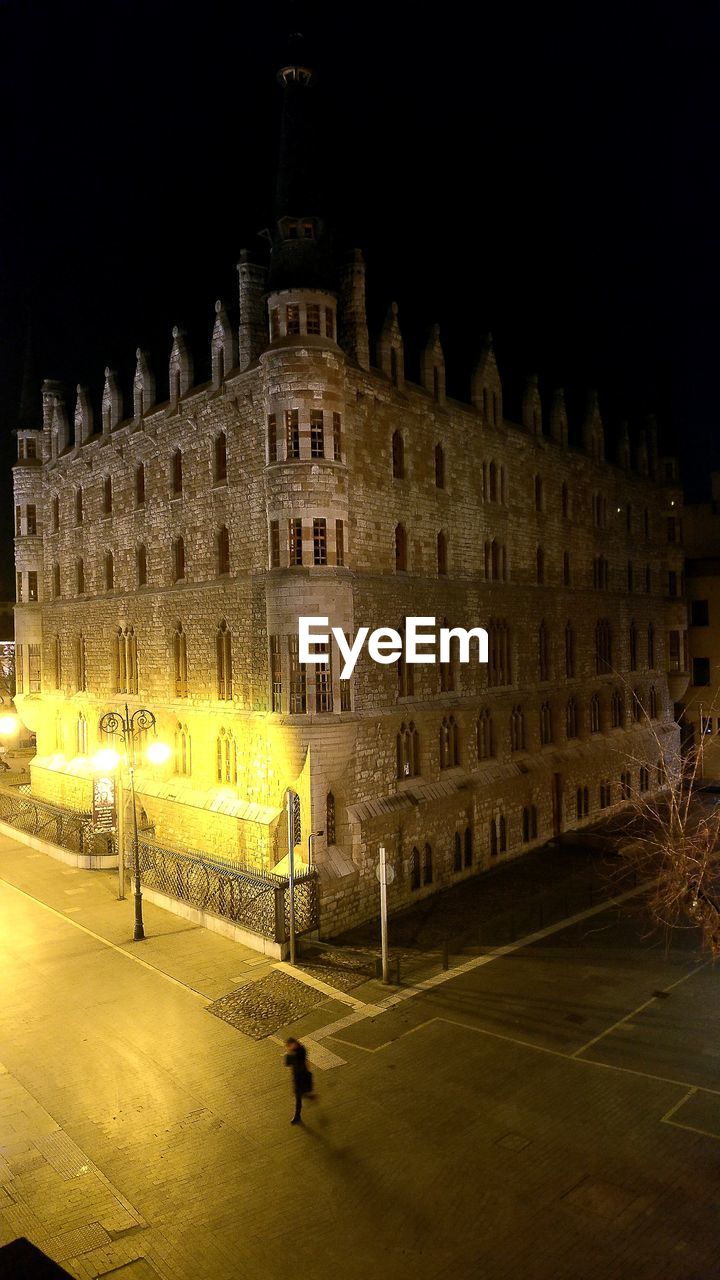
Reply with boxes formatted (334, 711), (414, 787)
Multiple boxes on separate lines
(12, 49), (688, 934)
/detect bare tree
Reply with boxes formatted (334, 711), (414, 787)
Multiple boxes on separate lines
(616, 701), (720, 957)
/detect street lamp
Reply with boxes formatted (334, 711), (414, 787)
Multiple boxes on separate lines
(97, 704), (170, 941)
(0, 697), (20, 772)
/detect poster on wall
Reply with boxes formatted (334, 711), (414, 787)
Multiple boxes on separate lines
(92, 774), (117, 832)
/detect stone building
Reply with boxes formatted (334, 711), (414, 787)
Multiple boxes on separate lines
(684, 473), (720, 779)
(12, 45), (688, 935)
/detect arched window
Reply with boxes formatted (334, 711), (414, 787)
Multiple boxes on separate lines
(396, 721), (419, 779)
(52, 494), (59, 530)
(53, 635), (62, 690)
(175, 723), (191, 776)
(217, 525), (230, 576)
(172, 448), (183, 496)
(135, 462), (145, 507)
(137, 543), (147, 588)
(538, 621), (550, 681)
(215, 728), (238, 786)
(216, 620), (233, 700)
(464, 826), (472, 867)
(114, 626), (138, 695)
(590, 692), (601, 733)
(76, 712), (88, 756)
(434, 443), (445, 489)
(647, 623), (655, 669)
(439, 714), (459, 769)
(214, 432), (227, 483)
(540, 700), (553, 746)
(172, 536), (185, 582)
(76, 558), (85, 594)
(392, 430), (404, 479)
(395, 523), (407, 572)
(423, 843), (433, 885)
(173, 623), (188, 698)
(566, 696), (578, 738)
(76, 633), (87, 692)
(326, 792), (336, 845)
(52, 562), (60, 598)
(477, 707), (494, 760)
(611, 688), (624, 728)
(104, 552), (114, 592)
(595, 619), (612, 673)
(649, 684), (658, 719)
(437, 530), (448, 576)
(488, 461), (498, 502)
(639, 766), (649, 792)
(488, 619), (511, 687)
(565, 622), (575, 678)
(454, 831), (462, 872)
(75, 488), (83, 525)
(410, 847), (421, 890)
(397, 619), (415, 697)
(490, 818), (498, 858)
(536, 546), (545, 584)
(499, 814), (507, 852)
(510, 705), (525, 752)
(103, 475), (113, 515)
(629, 620), (638, 671)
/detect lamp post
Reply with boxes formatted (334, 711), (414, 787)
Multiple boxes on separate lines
(98, 704), (168, 941)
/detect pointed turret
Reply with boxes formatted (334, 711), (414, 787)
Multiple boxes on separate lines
(101, 368), (123, 433)
(582, 389), (604, 462)
(377, 303), (404, 387)
(421, 325), (446, 404)
(549, 388), (568, 446)
(522, 375), (542, 437)
(471, 334), (502, 426)
(133, 349), (155, 419)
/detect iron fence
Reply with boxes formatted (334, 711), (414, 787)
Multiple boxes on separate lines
(0, 784), (114, 858)
(133, 839), (319, 943)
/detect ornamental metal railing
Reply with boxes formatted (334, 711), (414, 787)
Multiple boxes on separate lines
(131, 838), (319, 943)
(0, 783), (114, 858)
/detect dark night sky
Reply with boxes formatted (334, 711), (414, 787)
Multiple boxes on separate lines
(0, 0), (716, 595)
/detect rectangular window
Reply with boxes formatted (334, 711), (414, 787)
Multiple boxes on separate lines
(315, 653), (333, 713)
(16, 572), (22, 603)
(270, 634), (282, 712)
(306, 304), (321, 335)
(267, 413), (277, 463)
(26, 504), (37, 535)
(15, 644), (23, 693)
(336, 519), (345, 567)
(270, 308), (280, 340)
(691, 599), (709, 627)
(15, 506), (21, 536)
(288, 635), (307, 713)
(286, 305), (300, 335)
(693, 657), (711, 687)
(270, 520), (280, 568)
(28, 571), (38, 602)
(333, 412), (342, 461)
(28, 643), (41, 693)
(310, 410), (324, 458)
(668, 630), (681, 672)
(286, 409), (300, 459)
(313, 518), (327, 565)
(325, 307), (334, 340)
(289, 518), (303, 566)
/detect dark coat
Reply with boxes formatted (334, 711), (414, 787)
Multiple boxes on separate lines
(285, 1043), (312, 1093)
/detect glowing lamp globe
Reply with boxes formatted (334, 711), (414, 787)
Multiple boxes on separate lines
(94, 748), (120, 772)
(146, 741), (171, 766)
(0, 714), (19, 736)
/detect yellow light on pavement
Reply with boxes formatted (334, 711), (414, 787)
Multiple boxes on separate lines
(146, 741), (171, 766)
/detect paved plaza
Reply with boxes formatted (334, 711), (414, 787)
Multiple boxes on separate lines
(0, 829), (718, 1280)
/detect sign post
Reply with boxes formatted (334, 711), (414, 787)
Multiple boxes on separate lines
(379, 844), (389, 984)
(286, 789), (299, 965)
(116, 771), (125, 901)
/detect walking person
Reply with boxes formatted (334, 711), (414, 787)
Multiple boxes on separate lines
(285, 1037), (314, 1125)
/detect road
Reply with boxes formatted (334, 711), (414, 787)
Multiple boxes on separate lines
(0, 830), (718, 1280)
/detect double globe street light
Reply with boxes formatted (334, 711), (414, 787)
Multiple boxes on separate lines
(96, 705), (170, 941)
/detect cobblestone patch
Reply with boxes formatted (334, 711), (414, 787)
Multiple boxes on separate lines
(207, 971), (325, 1039)
(296, 948), (375, 992)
